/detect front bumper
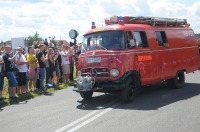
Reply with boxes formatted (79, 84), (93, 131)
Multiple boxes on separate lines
(73, 70), (138, 93)
(73, 81), (125, 93)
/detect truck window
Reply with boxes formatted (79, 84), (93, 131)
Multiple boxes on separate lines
(133, 31), (149, 48)
(126, 31), (134, 49)
(156, 31), (168, 46)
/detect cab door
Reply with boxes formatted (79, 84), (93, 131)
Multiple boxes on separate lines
(133, 31), (155, 85)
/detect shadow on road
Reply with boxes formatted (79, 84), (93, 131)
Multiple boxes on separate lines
(76, 93), (121, 110)
(76, 83), (200, 110)
(120, 83), (200, 110)
(0, 89), (55, 109)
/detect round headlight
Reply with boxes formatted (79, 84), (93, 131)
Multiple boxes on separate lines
(110, 69), (119, 77)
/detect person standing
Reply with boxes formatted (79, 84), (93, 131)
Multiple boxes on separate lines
(57, 48), (62, 84)
(26, 46), (37, 92)
(15, 47), (28, 95)
(49, 40), (55, 48)
(34, 48), (40, 89)
(47, 47), (59, 86)
(44, 38), (49, 47)
(45, 56), (50, 84)
(0, 50), (4, 101)
(37, 44), (48, 92)
(3, 45), (19, 99)
(69, 46), (75, 81)
(60, 46), (71, 84)
(1, 47), (5, 55)
(32, 41), (39, 49)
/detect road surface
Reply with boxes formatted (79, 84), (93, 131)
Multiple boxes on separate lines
(0, 71), (200, 132)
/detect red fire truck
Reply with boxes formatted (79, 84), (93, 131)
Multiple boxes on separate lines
(73, 16), (200, 102)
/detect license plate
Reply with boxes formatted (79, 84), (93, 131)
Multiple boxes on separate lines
(86, 58), (101, 63)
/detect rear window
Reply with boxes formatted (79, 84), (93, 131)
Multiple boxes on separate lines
(156, 31), (168, 46)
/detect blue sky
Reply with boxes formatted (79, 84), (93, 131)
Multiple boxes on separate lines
(0, 0), (200, 42)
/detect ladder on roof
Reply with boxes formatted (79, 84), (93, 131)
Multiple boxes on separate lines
(124, 16), (187, 26)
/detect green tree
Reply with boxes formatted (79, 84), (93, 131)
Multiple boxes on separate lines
(195, 33), (200, 39)
(25, 31), (43, 46)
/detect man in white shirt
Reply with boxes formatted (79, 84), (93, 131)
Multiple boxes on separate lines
(15, 47), (28, 95)
(60, 46), (71, 84)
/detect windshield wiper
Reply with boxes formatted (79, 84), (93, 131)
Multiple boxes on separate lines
(98, 44), (107, 50)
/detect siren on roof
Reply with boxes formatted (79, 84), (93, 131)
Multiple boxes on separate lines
(118, 16), (124, 25)
(91, 21), (96, 29)
(105, 16), (124, 25)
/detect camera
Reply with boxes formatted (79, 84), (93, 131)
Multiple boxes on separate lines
(54, 50), (58, 55)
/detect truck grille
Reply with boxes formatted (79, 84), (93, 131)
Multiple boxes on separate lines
(81, 68), (109, 78)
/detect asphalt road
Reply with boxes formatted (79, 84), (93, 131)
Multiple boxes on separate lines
(0, 71), (200, 132)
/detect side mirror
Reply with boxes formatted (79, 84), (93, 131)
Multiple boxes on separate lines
(129, 39), (135, 47)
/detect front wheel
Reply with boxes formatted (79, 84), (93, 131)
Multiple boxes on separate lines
(122, 77), (137, 103)
(80, 92), (93, 99)
(167, 71), (185, 89)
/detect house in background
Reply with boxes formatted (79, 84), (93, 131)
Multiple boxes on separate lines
(54, 40), (69, 47)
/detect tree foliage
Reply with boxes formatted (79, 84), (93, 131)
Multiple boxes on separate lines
(25, 32), (43, 46)
(195, 33), (200, 39)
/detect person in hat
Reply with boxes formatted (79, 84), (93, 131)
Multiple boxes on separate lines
(3, 45), (19, 99)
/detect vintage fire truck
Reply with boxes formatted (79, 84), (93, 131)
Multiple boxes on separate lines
(73, 16), (200, 102)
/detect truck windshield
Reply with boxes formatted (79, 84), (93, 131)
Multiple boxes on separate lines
(81, 31), (125, 53)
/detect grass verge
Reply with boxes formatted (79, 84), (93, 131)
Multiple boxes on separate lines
(0, 67), (77, 109)
(0, 81), (75, 109)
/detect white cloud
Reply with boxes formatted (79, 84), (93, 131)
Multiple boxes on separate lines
(0, 0), (200, 43)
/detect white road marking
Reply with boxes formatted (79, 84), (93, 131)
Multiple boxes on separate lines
(67, 101), (121, 132)
(54, 98), (121, 132)
(54, 110), (99, 132)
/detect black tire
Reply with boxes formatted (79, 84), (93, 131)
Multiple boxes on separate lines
(122, 77), (137, 103)
(80, 92), (93, 99)
(167, 71), (185, 89)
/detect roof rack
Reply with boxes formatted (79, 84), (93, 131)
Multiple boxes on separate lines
(105, 16), (190, 27)
(107, 16), (188, 27)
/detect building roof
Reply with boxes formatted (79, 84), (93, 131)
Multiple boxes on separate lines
(54, 40), (69, 46)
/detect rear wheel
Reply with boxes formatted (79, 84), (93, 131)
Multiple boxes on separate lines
(122, 77), (137, 103)
(80, 92), (93, 99)
(167, 71), (185, 89)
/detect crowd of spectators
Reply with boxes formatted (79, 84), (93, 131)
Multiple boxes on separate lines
(0, 40), (78, 101)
